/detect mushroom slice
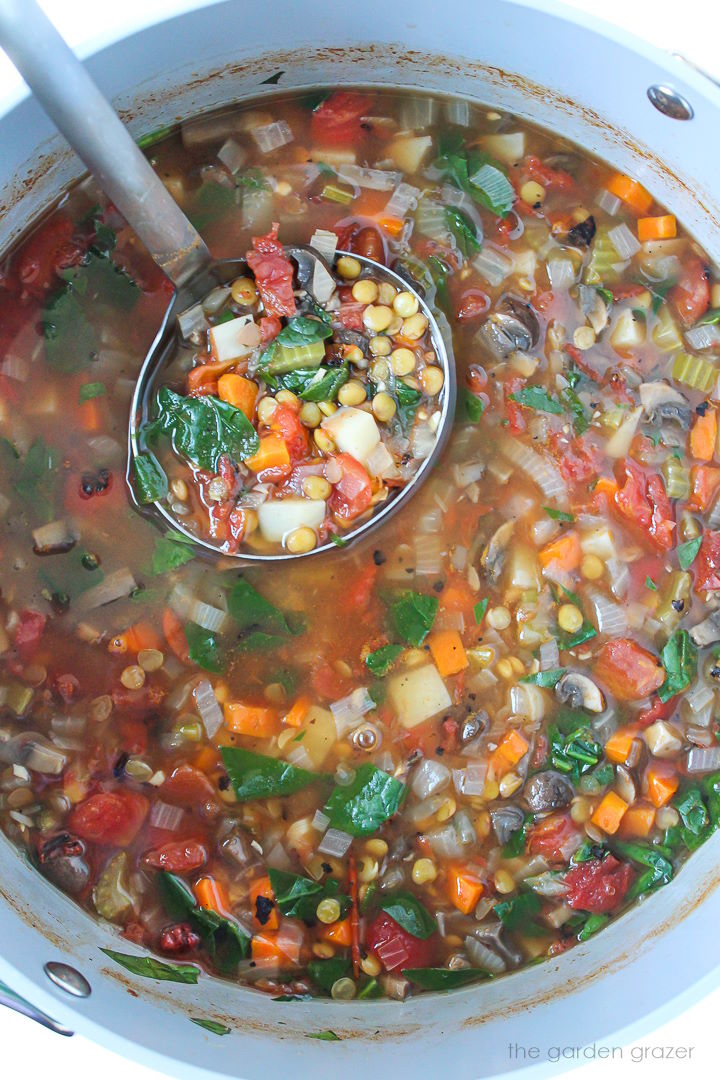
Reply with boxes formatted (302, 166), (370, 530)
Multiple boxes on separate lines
(480, 520), (515, 584)
(555, 672), (606, 713)
(639, 382), (692, 428)
(524, 770), (575, 813)
(577, 283), (608, 333)
(689, 609), (720, 648)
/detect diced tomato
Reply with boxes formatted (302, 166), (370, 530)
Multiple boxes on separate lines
(16, 215), (84, 298)
(526, 813), (580, 864)
(245, 223), (296, 318)
(328, 453), (373, 521)
(635, 695), (677, 730)
(111, 682), (166, 715)
(337, 301), (366, 331)
(271, 403), (309, 463)
(161, 765), (216, 808)
(68, 791), (149, 847)
(694, 530), (720, 593)
(504, 376), (526, 435)
(366, 910), (436, 971)
(455, 288), (491, 322)
(646, 474), (675, 551)
(13, 609), (46, 660)
(565, 854), (634, 914)
(311, 658), (353, 701)
(669, 254), (710, 327)
(259, 315), (282, 342)
(143, 838), (208, 872)
(594, 638), (665, 701)
(614, 460), (674, 552)
(310, 92), (374, 147)
(119, 718), (148, 756)
(524, 154), (575, 191)
(345, 562), (378, 610)
(549, 432), (601, 486)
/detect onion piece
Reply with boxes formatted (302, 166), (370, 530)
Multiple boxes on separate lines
(687, 746), (720, 773)
(539, 639), (560, 671)
(595, 188), (621, 216)
(414, 533), (445, 577)
(472, 244), (515, 287)
(74, 567), (136, 612)
(500, 436), (569, 506)
(336, 164), (400, 191)
(465, 936), (506, 974)
(317, 828), (353, 857)
(32, 518), (78, 555)
(194, 679), (224, 739)
(311, 809), (330, 832)
(1, 354), (29, 382)
(149, 801), (184, 831)
(217, 137), (247, 175)
(685, 324), (720, 351)
(547, 256), (576, 290)
(330, 687), (375, 736)
(87, 435), (125, 467)
(605, 558), (630, 600)
(253, 120), (293, 154)
(384, 182), (421, 218)
(608, 223), (641, 260)
(411, 759), (451, 799)
(588, 590), (627, 636)
(309, 229), (338, 262)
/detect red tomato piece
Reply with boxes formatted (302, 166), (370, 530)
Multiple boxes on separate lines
(366, 911), (436, 971)
(524, 154), (575, 191)
(526, 813), (580, 864)
(13, 609), (47, 660)
(119, 718), (148, 756)
(565, 855), (634, 914)
(161, 765), (216, 808)
(310, 92), (374, 147)
(594, 638), (666, 701)
(614, 460), (674, 552)
(245, 223), (296, 318)
(455, 288), (491, 322)
(311, 658), (353, 701)
(271, 404), (309, 463)
(669, 254), (710, 327)
(111, 682), (166, 715)
(549, 432), (600, 486)
(328, 453), (373, 521)
(635, 695), (677, 729)
(694, 530), (720, 593)
(345, 563), (378, 610)
(143, 839), (208, 873)
(337, 301), (366, 331)
(259, 315), (282, 342)
(16, 215), (83, 297)
(68, 791), (149, 847)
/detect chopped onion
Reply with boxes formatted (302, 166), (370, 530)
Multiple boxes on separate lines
(525, 870), (568, 897)
(330, 687), (375, 735)
(190, 599), (232, 634)
(400, 97), (438, 128)
(32, 518), (78, 555)
(606, 558), (630, 600)
(253, 120), (293, 154)
(1, 354), (29, 382)
(411, 422), (437, 460)
(336, 164), (400, 190)
(608, 223), (641, 260)
(418, 507), (443, 533)
(595, 187), (621, 216)
(287, 745), (314, 770)
(311, 809), (330, 832)
(687, 746), (720, 773)
(685, 323), (720, 351)
(415, 198), (453, 245)
(539, 639), (560, 671)
(500, 436), (568, 506)
(465, 936), (506, 974)
(366, 440), (397, 479)
(317, 827), (353, 857)
(435, 609), (464, 633)
(451, 546), (468, 573)
(276, 919), (304, 963)
(384, 182), (421, 218)
(265, 841), (292, 870)
(414, 533), (445, 576)
(309, 228), (338, 262)
(149, 800), (184, 831)
(202, 286), (232, 316)
(74, 567), (136, 612)
(194, 679), (224, 738)
(411, 759), (451, 799)
(427, 823), (465, 859)
(445, 99), (473, 126)
(217, 137), (247, 175)
(463, 763), (487, 796)
(472, 245), (514, 287)
(547, 256), (577, 290)
(452, 461), (485, 488)
(588, 590), (627, 636)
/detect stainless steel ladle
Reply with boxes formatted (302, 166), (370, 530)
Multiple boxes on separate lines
(0, 0), (456, 561)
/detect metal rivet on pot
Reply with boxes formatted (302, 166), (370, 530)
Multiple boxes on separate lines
(647, 84), (694, 120)
(44, 962), (91, 998)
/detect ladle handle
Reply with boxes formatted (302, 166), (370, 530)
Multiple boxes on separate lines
(0, 0), (211, 287)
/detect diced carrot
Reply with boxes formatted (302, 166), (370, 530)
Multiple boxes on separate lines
(217, 373), (258, 420)
(245, 434), (290, 474)
(604, 728), (636, 764)
(249, 875), (278, 931)
(284, 695), (312, 728)
(352, 189), (390, 217)
(446, 863), (484, 914)
(593, 476), (619, 500)
(688, 465), (720, 512)
(645, 763), (679, 808)
(618, 801), (656, 838)
(251, 931), (286, 963)
(689, 408), (717, 462)
(194, 876), (230, 915)
(427, 629), (468, 677)
(590, 791), (629, 835)
(162, 608), (190, 663)
(375, 215), (405, 238)
(110, 621), (162, 655)
(223, 702), (280, 738)
(637, 215), (676, 243)
(538, 531), (581, 572)
(320, 917), (353, 947)
(193, 746), (221, 773)
(490, 729), (530, 778)
(78, 396), (104, 432)
(186, 359), (235, 394)
(605, 173), (653, 216)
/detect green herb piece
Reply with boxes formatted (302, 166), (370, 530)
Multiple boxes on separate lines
(561, 386), (590, 435)
(502, 813), (533, 858)
(13, 438), (58, 521)
(357, 977), (383, 999)
(594, 286), (614, 307)
(307, 956), (352, 992)
(185, 622), (224, 673)
(136, 124), (174, 149)
(571, 839), (604, 864)
(267, 868), (350, 923)
(365, 644), (404, 677)
(221, 747), (328, 802)
(697, 308), (720, 326)
(657, 629), (697, 703)
(43, 288), (97, 372)
(190, 1018), (231, 1036)
(394, 381), (423, 429)
(329, 534), (349, 548)
(614, 841), (674, 901)
(578, 761), (615, 794)
(544, 507), (574, 522)
(158, 873), (250, 972)
(152, 531), (196, 575)
(673, 784), (711, 850)
(650, 280), (674, 315)
(520, 668), (566, 688)
(133, 451), (168, 504)
(379, 891), (437, 939)
(306, 1031), (341, 1041)
(269, 364), (349, 402)
(144, 386), (259, 471)
(444, 206), (481, 257)
(462, 390), (485, 423)
(473, 598), (489, 625)
(509, 386), (563, 415)
(677, 536), (702, 570)
(547, 709), (602, 781)
(78, 381), (106, 403)
(402, 967), (490, 990)
(227, 577), (302, 652)
(645, 576), (657, 591)
(324, 763), (406, 837)
(494, 890), (542, 930)
(554, 586), (596, 651)
(272, 994), (314, 1002)
(303, 90), (332, 110)
(577, 913), (609, 941)
(188, 182), (237, 230)
(101, 949), (199, 984)
(276, 316), (334, 348)
(436, 132), (514, 217)
(386, 590), (439, 646)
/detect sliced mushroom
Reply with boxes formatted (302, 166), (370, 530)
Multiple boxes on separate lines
(555, 672), (606, 713)
(38, 833), (90, 896)
(577, 283), (609, 334)
(476, 295), (539, 359)
(490, 804), (525, 845)
(480, 520), (515, 584)
(524, 770), (575, 813)
(473, 920), (523, 967)
(689, 609), (720, 648)
(566, 214), (596, 248)
(615, 764), (637, 805)
(639, 382), (692, 428)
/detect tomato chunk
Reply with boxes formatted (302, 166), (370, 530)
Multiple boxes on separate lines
(162, 765), (216, 808)
(594, 638), (665, 701)
(328, 453), (373, 521)
(271, 403), (309, 463)
(366, 911), (436, 971)
(310, 92), (374, 147)
(669, 254), (710, 327)
(614, 460), (674, 552)
(143, 838), (208, 872)
(526, 813), (581, 864)
(565, 854), (634, 914)
(68, 791), (149, 847)
(13, 609), (47, 660)
(694, 530), (720, 593)
(245, 223), (296, 318)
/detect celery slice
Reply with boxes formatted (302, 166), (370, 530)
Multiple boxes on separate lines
(266, 340), (326, 375)
(661, 456), (690, 500)
(672, 351), (717, 393)
(583, 226), (620, 285)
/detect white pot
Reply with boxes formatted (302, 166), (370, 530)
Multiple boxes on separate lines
(1, 3), (720, 1077)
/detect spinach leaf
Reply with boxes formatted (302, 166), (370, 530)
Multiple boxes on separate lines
(43, 288), (97, 372)
(544, 506), (574, 522)
(190, 1019), (231, 1036)
(394, 380), (423, 428)
(578, 761), (614, 794)
(657, 629), (697, 703)
(520, 668), (566, 688)
(547, 710), (602, 781)
(188, 183), (237, 230)
(158, 870), (196, 921)
(78, 381), (106, 403)
(221, 747), (329, 801)
(152, 531), (196, 575)
(227, 578), (303, 653)
(402, 967), (490, 990)
(276, 317), (333, 348)
(380, 891), (437, 939)
(133, 451), (168, 504)
(158, 872), (250, 972)
(145, 386), (259, 471)
(236, 168), (270, 191)
(267, 868), (350, 922)
(509, 386), (563, 414)
(677, 536), (702, 570)
(561, 386), (590, 435)
(673, 784), (711, 850)
(13, 438), (58, 521)
(101, 948), (199, 984)
(307, 956), (352, 992)
(365, 643), (404, 677)
(324, 763), (406, 836)
(473, 598), (489, 625)
(185, 622), (225, 673)
(649, 280), (674, 315)
(436, 133), (514, 216)
(701, 772), (720, 829)
(444, 206), (481, 257)
(269, 365), (349, 402)
(554, 586), (596, 650)
(494, 890), (542, 931)
(614, 841), (674, 901)
(577, 913), (609, 941)
(386, 590), (438, 646)
(357, 977), (383, 999)
(502, 813), (533, 857)
(462, 389), (485, 423)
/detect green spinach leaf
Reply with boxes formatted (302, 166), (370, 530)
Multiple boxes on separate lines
(677, 536), (702, 570)
(380, 891), (437, 939)
(221, 747), (329, 801)
(101, 949), (199, 984)
(444, 206), (481, 257)
(402, 967), (490, 990)
(307, 956), (352, 992)
(365, 644), (404, 677)
(190, 1018), (231, 1036)
(386, 590), (438, 646)
(185, 622), (225, 673)
(152, 531), (196, 575)
(276, 317), (333, 348)
(268, 868), (350, 923)
(145, 386), (259, 471)
(324, 763), (406, 836)
(520, 668), (566, 688)
(494, 890), (542, 930)
(510, 386), (563, 414)
(133, 451), (168, 504)
(658, 629), (697, 703)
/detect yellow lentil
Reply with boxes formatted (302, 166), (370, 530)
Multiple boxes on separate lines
(352, 279), (379, 304)
(302, 475), (332, 500)
(411, 858), (437, 885)
(393, 290), (420, 317)
(372, 392), (397, 422)
(285, 527), (317, 555)
(336, 255), (361, 279)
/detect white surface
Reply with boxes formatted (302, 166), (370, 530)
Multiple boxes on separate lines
(1, 1), (719, 1077)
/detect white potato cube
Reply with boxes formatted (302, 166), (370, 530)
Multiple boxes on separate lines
(257, 498), (326, 543)
(322, 407), (380, 464)
(300, 706), (338, 768)
(580, 526), (617, 561)
(388, 664), (452, 729)
(610, 309), (646, 352)
(209, 314), (261, 363)
(387, 136), (433, 174)
(482, 132), (526, 164)
(643, 721), (683, 759)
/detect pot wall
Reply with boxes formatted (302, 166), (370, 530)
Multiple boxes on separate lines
(1, 2), (720, 1078)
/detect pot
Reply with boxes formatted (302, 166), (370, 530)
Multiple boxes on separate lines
(1, 2), (720, 1077)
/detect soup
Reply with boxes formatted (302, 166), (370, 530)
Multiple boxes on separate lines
(2, 87), (720, 1004)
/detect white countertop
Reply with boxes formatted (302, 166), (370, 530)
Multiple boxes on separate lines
(0, 2), (718, 1078)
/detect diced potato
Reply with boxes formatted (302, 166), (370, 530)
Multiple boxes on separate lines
(610, 310), (646, 352)
(387, 135), (433, 174)
(388, 663), (452, 729)
(322, 406), (380, 464)
(605, 406), (642, 459)
(257, 498), (326, 543)
(209, 314), (261, 363)
(643, 720), (683, 758)
(580, 526), (617, 561)
(309, 147), (357, 167)
(299, 706), (337, 768)
(507, 543), (540, 591)
(482, 132), (526, 164)
(652, 306), (683, 353)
